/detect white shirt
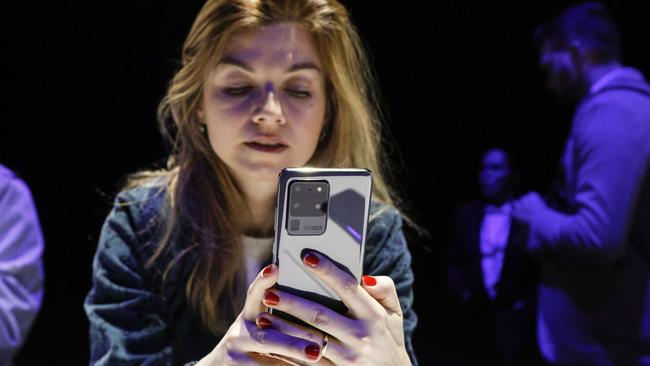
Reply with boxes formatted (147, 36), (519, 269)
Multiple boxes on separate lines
(479, 203), (512, 299)
(241, 235), (274, 287)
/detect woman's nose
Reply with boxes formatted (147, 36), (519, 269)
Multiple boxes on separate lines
(252, 89), (286, 126)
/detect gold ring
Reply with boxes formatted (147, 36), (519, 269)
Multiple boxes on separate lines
(321, 334), (329, 359)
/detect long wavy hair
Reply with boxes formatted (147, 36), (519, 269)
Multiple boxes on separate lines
(126, 0), (403, 334)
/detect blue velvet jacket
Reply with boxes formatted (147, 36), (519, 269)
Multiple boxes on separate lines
(84, 183), (418, 365)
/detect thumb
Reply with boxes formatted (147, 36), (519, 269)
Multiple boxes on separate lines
(360, 275), (402, 315)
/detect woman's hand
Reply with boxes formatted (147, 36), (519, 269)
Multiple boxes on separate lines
(259, 251), (412, 365)
(196, 264), (326, 365)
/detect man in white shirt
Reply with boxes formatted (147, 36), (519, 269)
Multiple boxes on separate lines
(447, 148), (539, 366)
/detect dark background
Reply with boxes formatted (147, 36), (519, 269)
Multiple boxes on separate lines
(2, 1), (648, 364)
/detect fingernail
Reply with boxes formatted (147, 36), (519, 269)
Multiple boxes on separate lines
(263, 291), (280, 306)
(362, 275), (377, 286)
(303, 253), (320, 267)
(262, 264), (273, 277)
(257, 316), (273, 329)
(305, 344), (321, 360)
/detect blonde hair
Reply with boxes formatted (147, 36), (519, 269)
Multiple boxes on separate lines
(127, 0), (402, 334)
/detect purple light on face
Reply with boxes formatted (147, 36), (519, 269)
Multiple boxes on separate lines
(346, 225), (361, 241)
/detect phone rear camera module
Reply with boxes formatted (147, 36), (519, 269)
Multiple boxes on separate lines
(287, 180), (329, 236)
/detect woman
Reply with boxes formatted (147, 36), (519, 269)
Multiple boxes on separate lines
(84, 0), (418, 365)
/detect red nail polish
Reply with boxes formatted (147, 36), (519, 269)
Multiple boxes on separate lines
(305, 344), (321, 360)
(263, 292), (280, 306)
(303, 253), (320, 267)
(362, 275), (377, 286)
(262, 265), (273, 277)
(257, 316), (273, 329)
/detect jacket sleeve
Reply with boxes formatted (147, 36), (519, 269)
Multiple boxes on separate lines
(528, 101), (650, 267)
(0, 175), (44, 364)
(84, 191), (173, 365)
(364, 206), (419, 366)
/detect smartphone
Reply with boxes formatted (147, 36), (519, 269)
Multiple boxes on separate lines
(272, 167), (373, 318)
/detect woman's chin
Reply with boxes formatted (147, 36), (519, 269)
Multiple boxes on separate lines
(239, 163), (286, 181)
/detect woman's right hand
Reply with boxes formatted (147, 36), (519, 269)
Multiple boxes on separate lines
(195, 264), (326, 365)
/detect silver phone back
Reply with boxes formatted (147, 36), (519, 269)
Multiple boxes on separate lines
(273, 168), (373, 304)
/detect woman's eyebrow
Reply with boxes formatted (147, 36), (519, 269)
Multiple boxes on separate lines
(221, 56), (253, 72)
(220, 56), (321, 74)
(287, 62), (321, 74)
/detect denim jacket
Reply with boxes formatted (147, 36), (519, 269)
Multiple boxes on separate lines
(84, 183), (418, 365)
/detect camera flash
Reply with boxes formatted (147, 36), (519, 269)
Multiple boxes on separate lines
(315, 203), (321, 209)
(317, 187), (322, 192)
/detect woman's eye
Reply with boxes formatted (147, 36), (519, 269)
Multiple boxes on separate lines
(223, 86), (253, 96)
(286, 88), (311, 98)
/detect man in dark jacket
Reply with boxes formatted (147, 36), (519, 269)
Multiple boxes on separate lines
(448, 148), (539, 366)
(512, 3), (650, 365)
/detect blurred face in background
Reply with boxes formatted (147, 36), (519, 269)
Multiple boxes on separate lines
(539, 40), (586, 102)
(479, 148), (512, 204)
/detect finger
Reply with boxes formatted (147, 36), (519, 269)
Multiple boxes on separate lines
(256, 315), (341, 366)
(256, 313), (351, 366)
(243, 264), (279, 320)
(257, 312), (325, 345)
(314, 357), (337, 366)
(261, 289), (364, 344)
(301, 251), (380, 317)
(316, 357), (336, 366)
(253, 353), (309, 366)
(319, 335), (360, 365)
(279, 336), (350, 366)
(224, 351), (287, 366)
(261, 354), (334, 366)
(242, 319), (325, 363)
(360, 275), (402, 315)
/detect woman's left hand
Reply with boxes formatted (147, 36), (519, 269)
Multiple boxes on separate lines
(259, 251), (411, 365)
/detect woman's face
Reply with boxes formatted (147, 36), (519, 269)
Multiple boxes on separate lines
(200, 23), (327, 183)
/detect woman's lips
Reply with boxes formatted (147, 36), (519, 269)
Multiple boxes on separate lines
(244, 141), (288, 153)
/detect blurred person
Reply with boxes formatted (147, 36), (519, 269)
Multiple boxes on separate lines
(0, 165), (44, 366)
(448, 147), (538, 365)
(512, 2), (650, 365)
(447, 148), (539, 365)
